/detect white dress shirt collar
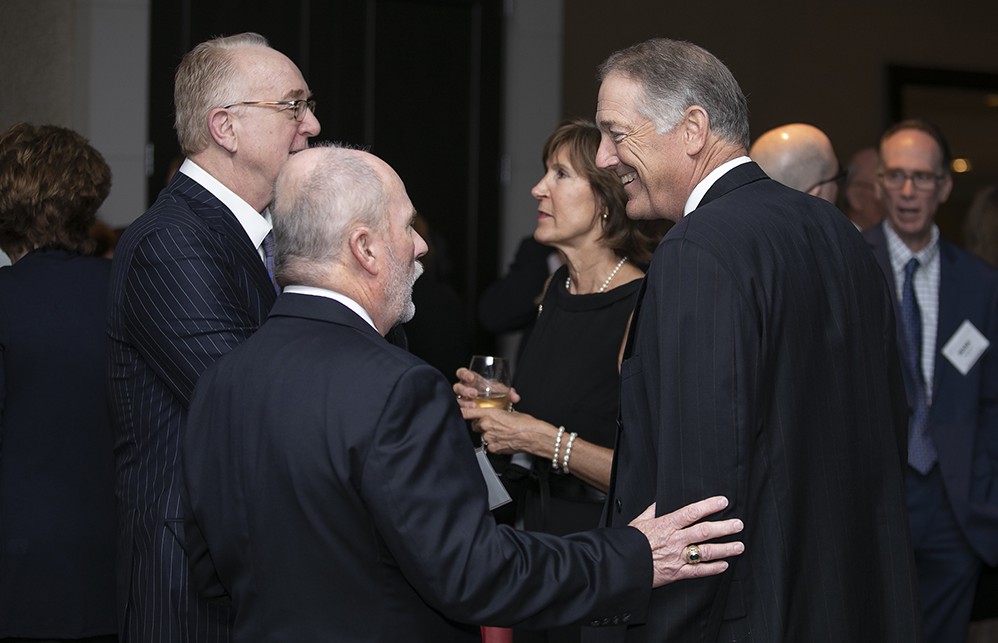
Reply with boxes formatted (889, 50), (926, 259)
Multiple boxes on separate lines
(684, 156), (753, 216)
(282, 285), (379, 332)
(178, 158), (272, 252)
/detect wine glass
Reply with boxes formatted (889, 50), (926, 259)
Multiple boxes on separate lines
(467, 355), (512, 410)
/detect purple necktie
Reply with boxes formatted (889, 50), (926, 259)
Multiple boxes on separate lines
(262, 230), (280, 294)
(901, 257), (935, 473)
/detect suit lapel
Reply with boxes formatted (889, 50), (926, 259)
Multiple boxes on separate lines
(620, 277), (647, 361)
(865, 224), (925, 400)
(268, 292), (384, 338)
(696, 161), (769, 210)
(170, 173), (276, 300)
(865, 224), (899, 301)
(933, 239), (961, 401)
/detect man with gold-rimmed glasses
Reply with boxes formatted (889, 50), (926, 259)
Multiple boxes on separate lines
(864, 119), (998, 643)
(222, 98), (317, 121)
(107, 32), (320, 643)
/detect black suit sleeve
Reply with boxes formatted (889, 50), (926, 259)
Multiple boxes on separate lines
(362, 362), (652, 628)
(122, 225), (261, 406)
(181, 473), (231, 604)
(647, 236), (752, 509)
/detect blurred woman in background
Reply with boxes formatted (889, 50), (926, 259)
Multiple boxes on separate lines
(963, 184), (998, 269)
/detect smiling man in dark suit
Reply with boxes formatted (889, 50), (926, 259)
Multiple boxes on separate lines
(181, 143), (747, 642)
(590, 38), (921, 641)
(106, 32), (320, 642)
(864, 120), (998, 643)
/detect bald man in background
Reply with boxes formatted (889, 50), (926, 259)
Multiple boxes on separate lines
(843, 147), (888, 230)
(749, 122), (842, 203)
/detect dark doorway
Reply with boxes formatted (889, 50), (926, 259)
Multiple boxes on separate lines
(887, 65), (998, 246)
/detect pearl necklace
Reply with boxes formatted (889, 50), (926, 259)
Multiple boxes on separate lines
(565, 256), (628, 294)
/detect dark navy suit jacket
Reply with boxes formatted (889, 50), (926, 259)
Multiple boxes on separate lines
(107, 171), (277, 641)
(592, 163), (921, 642)
(183, 293), (653, 642)
(0, 250), (116, 638)
(864, 223), (998, 566)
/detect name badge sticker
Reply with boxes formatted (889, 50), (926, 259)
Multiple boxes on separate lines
(475, 446), (512, 510)
(941, 320), (990, 375)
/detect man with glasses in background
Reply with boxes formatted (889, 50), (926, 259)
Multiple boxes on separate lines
(107, 32), (319, 642)
(843, 147), (888, 230)
(864, 119), (998, 643)
(749, 122), (844, 204)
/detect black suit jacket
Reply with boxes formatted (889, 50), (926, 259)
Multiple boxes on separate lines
(596, 163), (921, 642)
(864, 223), (998, 565)
(0, 250), (116, 638)
(183, 293), (652, 642)
(107, 171), (277, 641)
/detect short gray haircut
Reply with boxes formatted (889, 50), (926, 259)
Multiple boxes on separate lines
(271, 143), (387, 287)
(174, 32), (270, 156)
(599, 38), (750, 149)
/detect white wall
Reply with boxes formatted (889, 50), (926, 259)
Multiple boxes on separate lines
(494, 0), (562, 358)
(78, 0), (150, 228)
(0, 0), (150, 229)
(499, 0), (562, 272)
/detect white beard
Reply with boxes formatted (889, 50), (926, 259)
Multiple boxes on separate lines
(386, 247), (423, 326)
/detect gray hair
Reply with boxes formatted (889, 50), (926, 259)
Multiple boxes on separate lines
(173, 32), (270, 156)
(271, 143), (387, 287)
(599, 38), (750, 149)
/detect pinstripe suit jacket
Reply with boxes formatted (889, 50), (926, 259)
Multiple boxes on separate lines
(107, 171), (277, 642)
(591, 162), (921, 642)
(864, 224), (998, 566)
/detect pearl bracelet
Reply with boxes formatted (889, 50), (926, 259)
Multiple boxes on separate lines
(552, 426), (566, 470)
(562, 432), (578, 474)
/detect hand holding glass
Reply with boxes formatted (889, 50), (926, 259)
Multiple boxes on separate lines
(467, 355), (512, 410)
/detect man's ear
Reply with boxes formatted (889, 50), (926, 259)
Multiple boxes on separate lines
(208, 108), (238, 153)
(349, 227), (380, 276)
(938, 173), (954, 204)
(682, 105), (710, 156)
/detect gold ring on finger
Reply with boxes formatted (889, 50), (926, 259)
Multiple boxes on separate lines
(683, 544), (702, 565)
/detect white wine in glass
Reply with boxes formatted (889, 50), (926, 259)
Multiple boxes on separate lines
(467, 355), (511, 410)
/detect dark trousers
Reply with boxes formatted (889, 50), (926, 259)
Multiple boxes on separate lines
(1, 638), (116, 643)
(907, 466), (983, 643)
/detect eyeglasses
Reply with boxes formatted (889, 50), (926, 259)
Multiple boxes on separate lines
(222, 99), (316, 122)
(879, 169), (943, 191)
(807, 168), (847, 193)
